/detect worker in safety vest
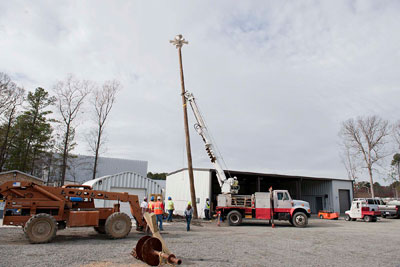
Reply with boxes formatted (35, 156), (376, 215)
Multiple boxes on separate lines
(154, 196), (164, 231)
(204, 198), (211, 220)
(148, 196), (155, 213)
(166, 196), (174, 222)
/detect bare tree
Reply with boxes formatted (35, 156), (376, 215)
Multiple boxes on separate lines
(54, 74), (91, 186)
(340, 142), (359, 182)
(393, 121), (400, 149)
(88, 80), (120, 180)
(340, 115), (390, 198)
(0, 84), (25, 171)
(0, 73), (15, 116)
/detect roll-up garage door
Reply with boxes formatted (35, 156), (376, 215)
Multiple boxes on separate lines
(339, 189), (350, 214)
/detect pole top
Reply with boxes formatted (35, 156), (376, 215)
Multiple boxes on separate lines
(170, 34), (188, 49)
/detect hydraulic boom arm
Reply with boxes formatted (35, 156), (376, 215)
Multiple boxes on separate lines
(184, 92), (239, 194)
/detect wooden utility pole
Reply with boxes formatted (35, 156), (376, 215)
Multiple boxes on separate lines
(170, 34), (198, 218)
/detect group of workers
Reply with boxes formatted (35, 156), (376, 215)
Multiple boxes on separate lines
(140, 196), (211, 231)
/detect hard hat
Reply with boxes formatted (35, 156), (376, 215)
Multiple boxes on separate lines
(168, 196), (172, 200)
(144, 197), (147, 201)
(157, 196), (161, 200)
(188, 201), (192, 205)
(150, 196), (155, 201)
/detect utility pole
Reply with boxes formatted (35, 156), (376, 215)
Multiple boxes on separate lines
(170, 34), (198, 218)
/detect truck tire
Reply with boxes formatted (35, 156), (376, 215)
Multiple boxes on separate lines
(24, 213), (57, 244)
(292, 212), (308, 227)
(345, 214), (351, 221)
(227, 210), (242, 226)
(105, 212), (132, 239)
(319, 215), (324, 219)
(381, 214), (386, 218)
(364, 215), (372, 222)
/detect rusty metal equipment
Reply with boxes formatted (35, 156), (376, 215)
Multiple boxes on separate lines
(0, 181), (146, 243)
(132, 236), (182, 266)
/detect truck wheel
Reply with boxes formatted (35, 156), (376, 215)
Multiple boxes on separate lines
(24, 213), (57, 244)
(345, 215), (351, 221)
(381, 214), (386, 218)
(319, 215), (324, 219)
(227, 210), (242, 226)
(292, 212), (308, 227)
(364, 215), (372, 222)
(105, 212), (132, 239)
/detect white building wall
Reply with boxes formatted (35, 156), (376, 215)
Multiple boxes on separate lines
(166, 169), (211, 218)
(331, 180), (353, 213)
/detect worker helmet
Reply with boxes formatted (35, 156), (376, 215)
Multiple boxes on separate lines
(144, 197), (147, 201)
(150, 196), (155, 201)
(168, 196), (172, 200)
(157, 196), (161, 200)
(188, 201), (192, 205)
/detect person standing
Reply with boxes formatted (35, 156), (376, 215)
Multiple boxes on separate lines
(154, 196), (164, 231)
(148, 196), (155, 213)
(140, 197), (148, 215)
(166, 196), (174, 222)
(204, 198), (210, 220)
(184, 202), (194, 231)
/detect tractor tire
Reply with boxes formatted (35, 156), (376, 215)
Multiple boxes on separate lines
(364, 215), (372, 222)
(345, 214), (351, 221)
(105, 212), (132, 239)
(24, 213), (57, 244)
(292, 212), (308, 227)
(319, 215), (324, 219)
(227, 210), (242, 226)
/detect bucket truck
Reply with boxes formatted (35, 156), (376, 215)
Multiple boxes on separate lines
(185, 92), (311, 227)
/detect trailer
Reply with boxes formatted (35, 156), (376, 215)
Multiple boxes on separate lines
(0, 181), (146, 243)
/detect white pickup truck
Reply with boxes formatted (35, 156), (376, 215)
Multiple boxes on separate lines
(379, 200), (400, 218)
(345, 200), (381, 222)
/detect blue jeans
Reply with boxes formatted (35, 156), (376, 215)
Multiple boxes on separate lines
(156, 214), (164, 230)
(185, 215), (192, 231)
(167, 210), (173, 222)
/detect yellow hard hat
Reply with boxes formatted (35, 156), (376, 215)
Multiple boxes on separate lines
(188, 201), (192, 205)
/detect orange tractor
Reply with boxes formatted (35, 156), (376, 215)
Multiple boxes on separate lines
(0, 181), (146, 243)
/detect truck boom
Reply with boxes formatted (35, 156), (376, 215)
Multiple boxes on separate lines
(184, 91), (239, 194)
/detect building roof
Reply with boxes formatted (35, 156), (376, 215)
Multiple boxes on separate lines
(66, 155), (148, 183)
(168, 168), (352, 182)
(0, 170), (43, 182)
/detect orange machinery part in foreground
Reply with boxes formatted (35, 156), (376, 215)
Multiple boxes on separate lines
(0, 181), (146, 243)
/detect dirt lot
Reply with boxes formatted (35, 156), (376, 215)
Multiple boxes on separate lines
(1, 217), (400, 267)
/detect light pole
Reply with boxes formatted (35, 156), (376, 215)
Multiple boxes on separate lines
(170, 34), (198, 218)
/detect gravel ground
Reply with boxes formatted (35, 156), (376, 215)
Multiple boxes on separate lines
(1, 217), (400, 267)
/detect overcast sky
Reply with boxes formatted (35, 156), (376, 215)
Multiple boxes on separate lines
(1, 1), (400, 183)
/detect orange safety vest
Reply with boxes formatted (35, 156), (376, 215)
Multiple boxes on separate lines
(153, 201), (163, 215)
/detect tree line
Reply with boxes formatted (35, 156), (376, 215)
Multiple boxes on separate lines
(340, 115), (400, 198)
(0, 73), (119, 185)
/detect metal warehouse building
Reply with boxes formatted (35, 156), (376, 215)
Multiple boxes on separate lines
(166, 168), (353, 218)
(84, 171), (163, 217)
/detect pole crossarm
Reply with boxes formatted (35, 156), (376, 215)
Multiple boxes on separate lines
(169, 34), (188, 49)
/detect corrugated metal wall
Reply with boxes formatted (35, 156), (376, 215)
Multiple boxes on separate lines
(166, 169), (211, 218)
(301, 180), (332, 213)
(83, 172), (162, 213)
